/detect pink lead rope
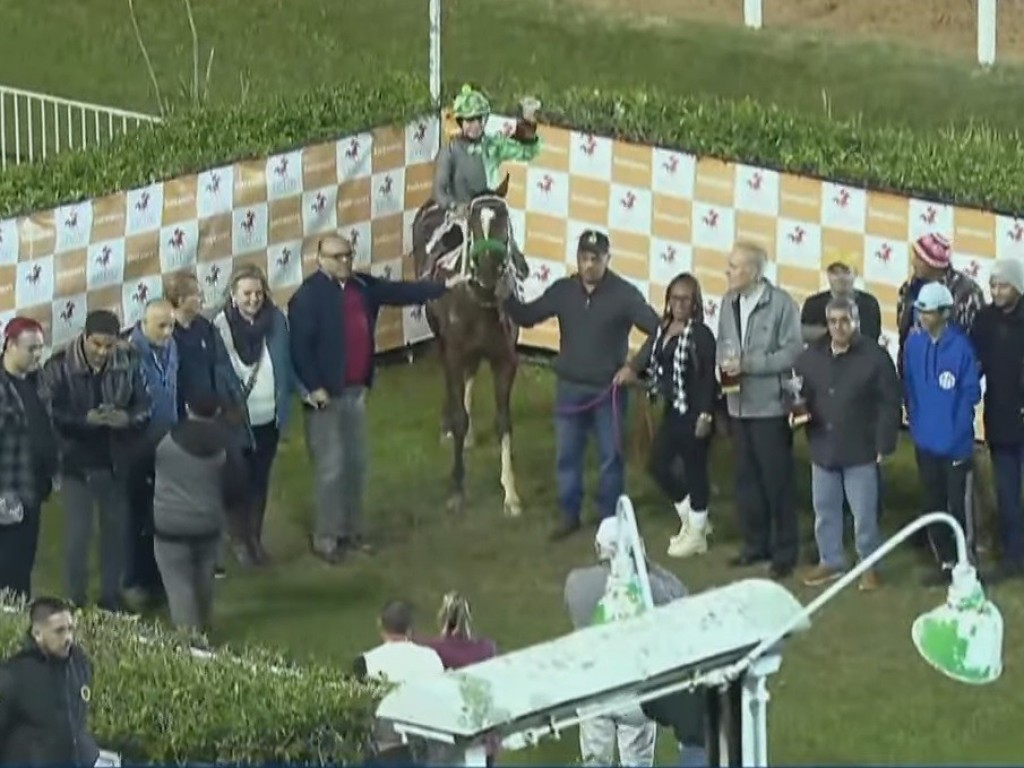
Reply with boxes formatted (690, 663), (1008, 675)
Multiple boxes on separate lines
(552, 382), (624, 458)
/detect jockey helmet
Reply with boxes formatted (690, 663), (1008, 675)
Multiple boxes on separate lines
(453, 84), (491, 121)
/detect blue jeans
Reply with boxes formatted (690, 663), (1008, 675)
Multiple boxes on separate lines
(990, 443), (1024, 565)
(811, 463), (883, 570)
(554, 383), (627, 524)
(678, 743), (708, 767)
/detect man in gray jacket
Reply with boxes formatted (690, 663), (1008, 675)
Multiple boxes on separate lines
(564, 516), (694, 767)
(717, 242), (803, 578)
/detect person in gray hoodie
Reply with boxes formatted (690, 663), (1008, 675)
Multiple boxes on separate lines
(716, 241), (803, 579)
(564, 517), (703, 767)
(152, 395), (249, 634)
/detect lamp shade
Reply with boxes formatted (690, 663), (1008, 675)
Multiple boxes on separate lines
(911, 564), (1003, 685)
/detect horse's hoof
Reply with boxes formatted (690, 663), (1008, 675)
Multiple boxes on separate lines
(504, 499), (522, 518)
(446, 495), (465, 514)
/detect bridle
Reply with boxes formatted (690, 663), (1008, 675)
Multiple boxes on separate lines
(455, 195), (514, 308)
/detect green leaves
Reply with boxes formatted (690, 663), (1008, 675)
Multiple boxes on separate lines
(0, 604), (383, 763)
(0, 71), (1021, 225)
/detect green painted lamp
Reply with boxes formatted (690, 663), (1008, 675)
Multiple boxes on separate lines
(912, 561), (1003, 685)
(720, 511), (1003, 688)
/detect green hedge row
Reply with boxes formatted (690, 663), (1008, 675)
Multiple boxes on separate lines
(1, 71), (1022, 220)
(0, 596), (384, 763)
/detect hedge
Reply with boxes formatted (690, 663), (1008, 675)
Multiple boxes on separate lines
(0, 595), (385, 764)
(1, 71), (1023, 220)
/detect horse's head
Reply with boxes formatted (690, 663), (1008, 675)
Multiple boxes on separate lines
(465, 195), (513, 293)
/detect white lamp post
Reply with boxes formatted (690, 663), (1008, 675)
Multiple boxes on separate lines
(717, 510), (1003, 689)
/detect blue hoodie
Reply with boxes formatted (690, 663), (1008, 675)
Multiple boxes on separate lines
(903, 325), (981, 461)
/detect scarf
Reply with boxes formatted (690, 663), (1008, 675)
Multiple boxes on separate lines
(646, 321), (693, 416)
(225, 303), (274, 367)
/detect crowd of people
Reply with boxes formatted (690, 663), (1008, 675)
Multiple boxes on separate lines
(2, 220), (1023, 766)
(0, 238), (445, 632)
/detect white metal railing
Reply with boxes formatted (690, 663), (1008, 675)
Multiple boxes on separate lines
(0, 85), (161, 170)
(741, 0), (999, 66)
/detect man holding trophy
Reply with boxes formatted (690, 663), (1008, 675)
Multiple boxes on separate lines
(793, 297), (902, 590)
(716, 242), (803, 579)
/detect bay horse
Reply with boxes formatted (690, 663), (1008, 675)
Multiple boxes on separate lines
(413, 191), (526, 517)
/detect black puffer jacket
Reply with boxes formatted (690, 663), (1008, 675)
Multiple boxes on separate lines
(0, 635), (100, 766)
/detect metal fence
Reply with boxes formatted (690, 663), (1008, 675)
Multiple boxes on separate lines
(0, 85), (161, 170)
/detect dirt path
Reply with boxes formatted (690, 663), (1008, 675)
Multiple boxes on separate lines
(571, 0), (1024, 63)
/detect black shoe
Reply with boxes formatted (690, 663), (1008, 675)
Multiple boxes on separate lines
(214, 567), (227, 580)
(730, 552), (771, 568)
(549, 521), (581, 542)
(769, 563), (794, 581)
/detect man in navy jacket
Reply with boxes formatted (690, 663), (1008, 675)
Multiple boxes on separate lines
(289, 234), (447, 563)
(903, 282), (982, 587)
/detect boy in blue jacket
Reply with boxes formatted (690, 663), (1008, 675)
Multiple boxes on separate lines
(903, 282), (982, 587)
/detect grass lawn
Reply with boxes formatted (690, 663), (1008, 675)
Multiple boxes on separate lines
(22, 348), (1024, 765)
(3, 0), (1024, 763)
(2, 0), (1024, 133)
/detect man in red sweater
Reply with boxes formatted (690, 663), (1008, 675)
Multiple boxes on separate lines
(288, 235), (448, 564)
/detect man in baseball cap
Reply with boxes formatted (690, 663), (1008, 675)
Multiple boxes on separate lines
(903, 280), (982, 587)
(500, 227), (660, 541)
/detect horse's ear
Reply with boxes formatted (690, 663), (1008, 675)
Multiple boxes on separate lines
(495, 173), (510, 199)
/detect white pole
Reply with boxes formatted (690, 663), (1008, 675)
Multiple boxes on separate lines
(978, 0), (997, 67)
(429, 0), (442, 107)
(743, 0), (763, 30)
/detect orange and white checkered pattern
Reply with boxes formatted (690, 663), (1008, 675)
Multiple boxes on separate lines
(0, 118), (442, 353)
(472, 119), (1024, 368)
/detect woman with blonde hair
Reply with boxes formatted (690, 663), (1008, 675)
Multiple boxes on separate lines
(419, 591), (497, 670)
(212, 263), (300, 566)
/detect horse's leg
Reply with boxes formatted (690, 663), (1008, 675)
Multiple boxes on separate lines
(444, 355), (469, 515)
(492, 352), (522, 517)
(463, 370), (476, 448)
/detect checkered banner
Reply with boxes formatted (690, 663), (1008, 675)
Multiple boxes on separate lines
(0, 118), (443, 353)
(459, 116), (1024, 365)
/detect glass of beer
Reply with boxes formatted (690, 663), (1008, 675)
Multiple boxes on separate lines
(719, 339), (741, 395)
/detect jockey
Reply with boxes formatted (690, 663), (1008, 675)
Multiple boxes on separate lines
(416, 84), (542, 279)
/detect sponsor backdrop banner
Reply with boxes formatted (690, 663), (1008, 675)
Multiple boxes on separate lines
(3, 114), (1017, 434)
(442, 114), (1017, 436)
(0, 117), (442, 354)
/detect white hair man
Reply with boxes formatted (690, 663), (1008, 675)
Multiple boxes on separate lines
(717, 241), (803, 579)
(564, 518), (697, 767)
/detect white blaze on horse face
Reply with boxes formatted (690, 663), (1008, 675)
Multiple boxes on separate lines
(479, 206), (495, 240)
(500, 433), (521, 516)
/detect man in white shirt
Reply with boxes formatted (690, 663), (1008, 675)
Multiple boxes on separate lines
(353, 600), (445, 763)
(357, 599), (444, 683)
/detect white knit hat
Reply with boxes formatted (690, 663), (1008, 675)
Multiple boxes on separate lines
(991, 259), (1024, 295)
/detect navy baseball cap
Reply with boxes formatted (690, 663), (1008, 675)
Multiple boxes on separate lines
(578, 229), (610, 256)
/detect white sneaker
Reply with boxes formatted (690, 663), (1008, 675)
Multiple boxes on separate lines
(668, 522), (709, 558)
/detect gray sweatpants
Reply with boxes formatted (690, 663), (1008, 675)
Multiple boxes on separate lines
(303, 387), (368, 545)
(579, 703), (657, 767)
(63, 471), (128, 608)
(811, 462), (883, 570)
(153, 536), (220, 631)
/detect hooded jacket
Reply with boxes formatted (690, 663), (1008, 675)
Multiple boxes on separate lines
(0, 635), (100, 766)
(903, 325), (981, 461)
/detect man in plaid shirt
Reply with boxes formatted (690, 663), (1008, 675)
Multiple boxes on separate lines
(0, 317), (59, 600)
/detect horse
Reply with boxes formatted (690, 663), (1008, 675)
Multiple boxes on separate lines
(412, 189), (526, 517)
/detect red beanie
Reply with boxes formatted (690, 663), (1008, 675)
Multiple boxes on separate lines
(912, 233), (952, 269)
(2, 316), (44, 343)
